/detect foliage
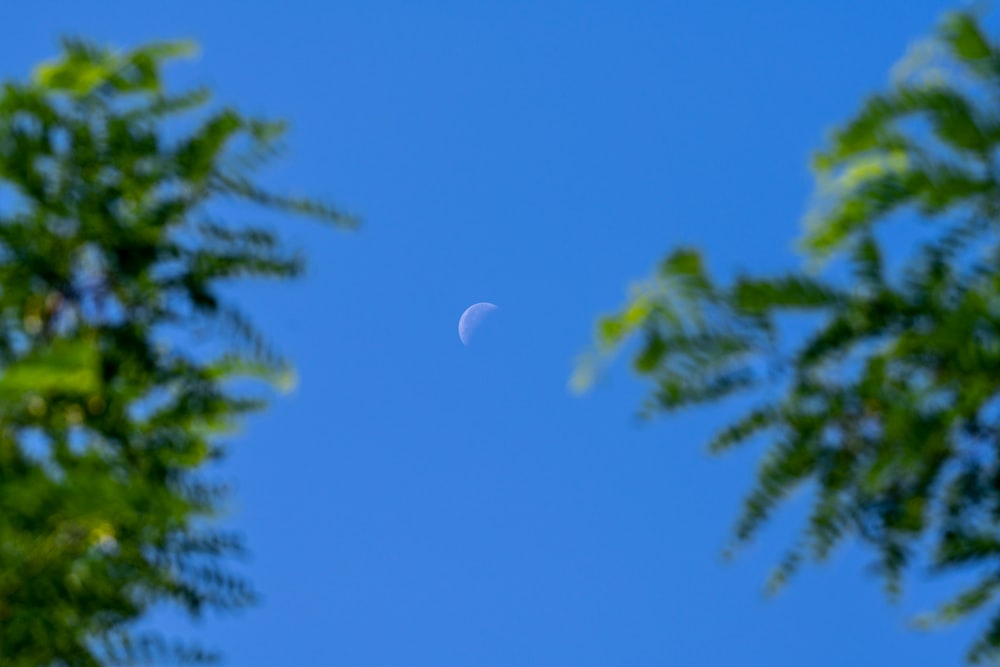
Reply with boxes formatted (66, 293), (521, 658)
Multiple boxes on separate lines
(574, 11), (1000, 664)
(0, 38), (356, 666)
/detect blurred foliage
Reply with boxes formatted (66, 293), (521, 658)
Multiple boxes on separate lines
(0, 38), (356, 666)
(575, 10), (1000, 664)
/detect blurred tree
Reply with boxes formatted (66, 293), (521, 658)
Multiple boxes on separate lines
(0, 39), (356, 665)
(574, 10), (1000, 664)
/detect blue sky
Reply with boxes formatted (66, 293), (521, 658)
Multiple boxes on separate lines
(3, 1), (985, 665)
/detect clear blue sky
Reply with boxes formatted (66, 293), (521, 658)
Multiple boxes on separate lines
(4, 1), (984, 665)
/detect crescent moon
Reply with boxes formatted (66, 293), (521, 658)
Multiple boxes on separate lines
(458, 302), (498, 345)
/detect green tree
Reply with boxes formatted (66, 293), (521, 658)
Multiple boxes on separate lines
(574, 10), (1000, 664)
(0, 39), (356, 665)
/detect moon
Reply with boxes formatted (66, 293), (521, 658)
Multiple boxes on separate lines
(458, 302), (498, 345)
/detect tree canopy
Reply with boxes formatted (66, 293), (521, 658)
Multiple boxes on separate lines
(575, 10), (1000, 664)
(0, 39), (355, 665)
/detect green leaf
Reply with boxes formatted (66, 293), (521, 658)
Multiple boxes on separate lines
(942, 12), (993, 63)
(732, 275), (840, 314)
(0, 338), (99, 396)
(707, 405), (780, 453)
